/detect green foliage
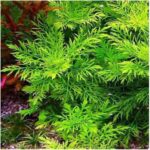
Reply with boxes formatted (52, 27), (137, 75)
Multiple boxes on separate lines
(1, 115), (30, 146)
(53, 100), (128, 148)
(22, 131), (43, 148)
(49, 1), (104, 29)
(5, 23), (105, 112)
(53, 100), (99, 141)
(107, 1), (148, 32)
(39, 137), (70, 149)
(97, 123), (129, 149)
(39, 124), (131, 149)
(2, 0), (148, 149)
(1, 127), (22, 144)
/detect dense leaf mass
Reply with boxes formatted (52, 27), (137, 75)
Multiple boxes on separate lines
(2, 1), (148, 149)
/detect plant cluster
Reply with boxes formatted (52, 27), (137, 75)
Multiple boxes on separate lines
(1, 114), (47, 149)
(2, 1), (148, 149)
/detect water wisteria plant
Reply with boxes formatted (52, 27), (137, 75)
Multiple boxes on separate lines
(2, 1), (148, 148)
